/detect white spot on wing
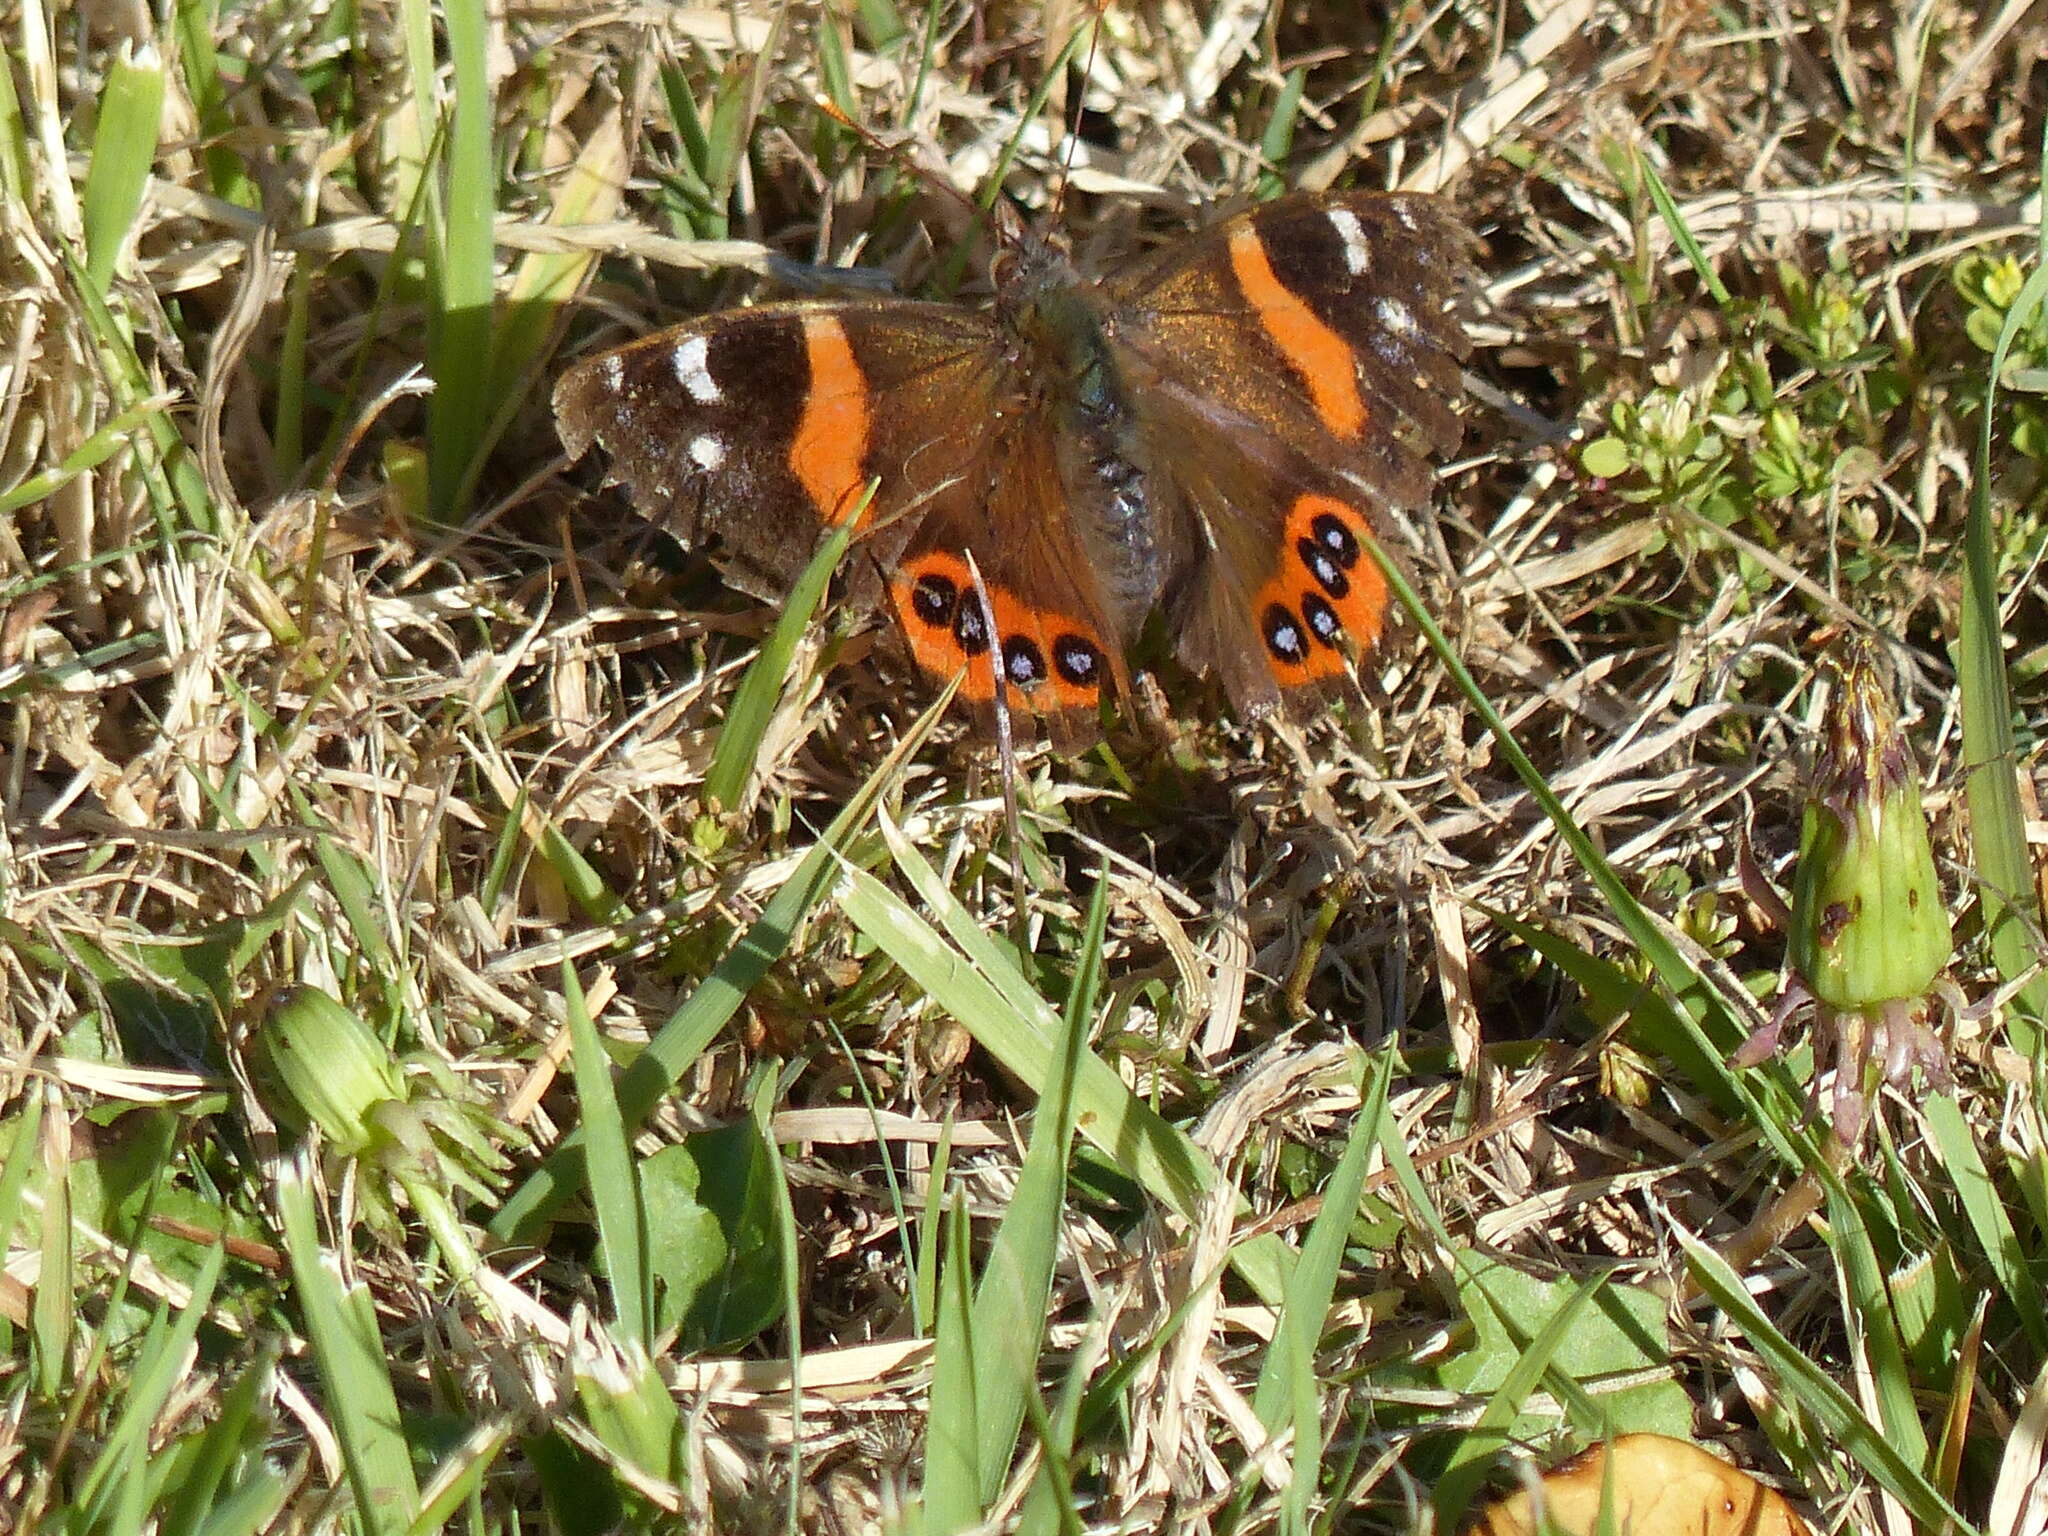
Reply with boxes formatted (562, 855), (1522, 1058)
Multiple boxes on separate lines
(1375, 297), (1418, 338)
(688, 434), (725, 471)
(1328, 208), (1371, 276)
(601, 354), (624, 389)
(673, 335), (721, 403)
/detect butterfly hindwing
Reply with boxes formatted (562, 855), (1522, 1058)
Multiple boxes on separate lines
(882, 404), (1133, 746)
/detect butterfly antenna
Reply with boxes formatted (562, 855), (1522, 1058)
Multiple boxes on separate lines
(813, 93), (990, 231)
(1049, 5), (1110, 223)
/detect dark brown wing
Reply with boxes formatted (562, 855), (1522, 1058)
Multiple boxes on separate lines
(1107, 191), (1475, 719)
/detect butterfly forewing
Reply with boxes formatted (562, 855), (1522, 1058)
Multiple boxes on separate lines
(553, 300), (998, 600)
(1113, 192), (1471, 485)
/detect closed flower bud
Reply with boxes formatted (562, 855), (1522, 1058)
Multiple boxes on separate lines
(1788, 646), (1952, 1010)
(259, 986), (406, 1157)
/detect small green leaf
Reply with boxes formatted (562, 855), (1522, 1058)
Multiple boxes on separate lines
(638, 1145), (726, 1338)
(1580, 436), (1633, 479)
(676, 1121), (784, 1350)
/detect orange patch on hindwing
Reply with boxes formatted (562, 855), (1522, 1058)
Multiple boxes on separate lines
(1252, 493), (1387, 685)
(1227, 227), (1366, 439)
(888, 553), (1108, 715)
(788, 314), (873, 525)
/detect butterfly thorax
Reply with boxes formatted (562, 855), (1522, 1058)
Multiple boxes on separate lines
(995, 240), (1166, 626)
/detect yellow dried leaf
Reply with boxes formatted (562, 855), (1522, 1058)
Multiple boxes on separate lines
(1465, 1433), (1810, 1536)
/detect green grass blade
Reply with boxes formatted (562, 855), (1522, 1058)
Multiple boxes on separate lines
(409, 1418), (519, 1535)
(172, 0), (256, 206)
(1250, 1047), (1394, 1524)
(704, 509), (861, 813)
(0, 397), (168, 518)
(426, 0), (498, 523)
(934, 23), (1091, 294)
(915, 1120), (955, 1337)
(1678, 1227), (1969, 1534)
(692, 59), (757, 241)
(564, 961), (652, 1345)
(1254, 68), (1306, 201)
(1377, 550), (1780, 1148)
(160, 1348), (278, 1536)
(276, 1149), (421, 1534)
(308, 832), (399, 978)
(923, 1189), (982, 1533)
(32, 1085), (71, 1402)
(1922, 1091), (2048, 1352)
(1961, 247), (2048, 1050)
(851, 0), (907, 52)
(489, 713), (929, 1242)
(753, 1070), (806, 1536)
(0, 1082), (44, 1319)
(83, 1236), (230, 1528)
(568, 1330), (684, 1502)
(816, 13), (858, 121)
(848, 815), (1292, 1301)
(82, 40), (164, 296)
(183, 1461), (289, 1536)
(1487, 907), (1808, 1159)
(60, 245), (218, 536)
(1635, 152), (1732, 308)
(1431, 1271), (1617, 1526)
(0, 17), (31, 202)
(963, 864), (1104, 1503)
(489, 105), (627, 489)
(1826, 1181), (1928, 1473)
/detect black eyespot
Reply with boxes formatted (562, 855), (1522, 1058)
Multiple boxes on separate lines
(1002, 635), (1046, 690)
(910, 572), (958, 628)
(1296, 536), (1351, 599)
(1052, 635), (1103, 689)
(1262, 603), (1308, 665)
(1311, 511), (1360, 569)
(1301, 592), (1343, 647)
(953, 598), (992, 655)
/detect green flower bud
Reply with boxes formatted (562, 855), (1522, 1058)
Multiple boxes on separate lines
(259, 987), (406, 1157)
(1788, 646), (1952, 1010)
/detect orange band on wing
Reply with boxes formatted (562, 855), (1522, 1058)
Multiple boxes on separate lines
(889, 553), (996, 699)
(788, 314), (872, 525)
(1228, 227), (1366, 439)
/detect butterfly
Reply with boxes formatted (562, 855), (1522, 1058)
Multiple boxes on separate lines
(553, 188), (1474, 748)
